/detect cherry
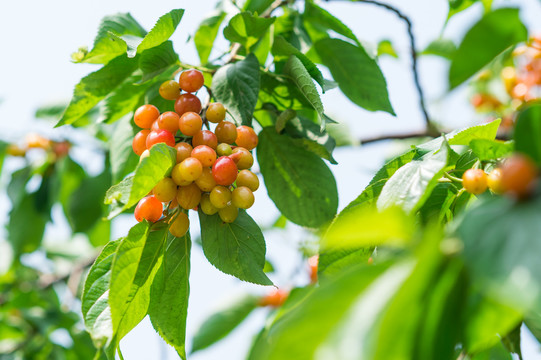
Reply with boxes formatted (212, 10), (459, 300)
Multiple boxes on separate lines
(157, 111), (180, 133)
(171, 163), (193, 186)
(134, 196), (162, 223)
(191, 145), (216, 167)
(146, 129), (175, 149)
(7, 144), (26, 157)
(308, 255), (318, 284)
(232, 186), (254, 209)
(236, 126), (258, 150)
(169, 212), (189, 237)
(236, 170), (259, 191)
(174, 142), (193, 163)
(210, 186), (231, 209)
(218, 202), (238, 223)
(206, 103), (226, 123)
(179, 112), (203, 137)
(259, 288), (288, 307)
(52, 141), (70, 158)
(200, 193), (218, 215)
(487, 168), (504, 194)
(217, 143), (233, 157)
(195, 167), (217, 192)
(192, 130), (218, 149)
(212, 156), (238, 186)
(25, 133), (52, 149)
(159, 80), (181, 101)
(231, 147), (253, 170)
(153, 177), (177, 203)
(501, 154), (538, 199)
(134, 104), (160, 129)
(151, 120), (160, 132)
(132, 130), (150, 156)
(178, 157), (203, 182)
(174, 93), (202, 116)
(215, 121), (237, 144)
(462, 169), (488, 195)
(177, 183), (202, 210)
(178, 69), (204, 93)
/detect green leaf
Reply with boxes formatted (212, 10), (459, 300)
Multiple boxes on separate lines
(447, 0), (493, 21)
(68, 169), (111, 233)
(253, 26), (272, 65)
(194, 11), (227, 64)
(82, 239), (122, 348)
(324, 206), (415, 249)
(99, 75), (144, 124)
(35, 103), (67, 120)
(318, 247), (373, 280)
(110, 222), (165, 341)
(303, 0), (359, 46)
(243, 0), (275, 13)
(149, 232), (191, 359)
(212, 54), (260, 125)
(283, 56), (324, 127)
(258, 72), (312, 112)
(105, 143), (176, 218)
(139, 41), (179, 83)
(248, 262), (403, 360)
(285, 116), (337, 164)
(525, 311), (541, 344)
(199, 211), (272, 285)
(56, 55), (139, 127)
(421, 38), (457, 60)
(75, 13), (147, 64)
(191, 294), (259, 353)
(123, 9), (184, 58)
(315, 38), (395, 115)
(449, 8), (527, 88)
(377, 142), (451, 213)
(377, 40), (398, 58)
(514, 103), (541, 165)
(8, 193), (47, 255)
(109, 116), (139, 183)
(458, 196), (541, 312)
(257, 128), (338, 228)
(0, 141), (7, 175)
(223, 12), (275, 51)
(470, 139), (513, 161)
(272, 36), (326, 90)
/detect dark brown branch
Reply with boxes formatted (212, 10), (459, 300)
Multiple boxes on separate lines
(358, 130), (435, 145)
(327, 0), (433, 134)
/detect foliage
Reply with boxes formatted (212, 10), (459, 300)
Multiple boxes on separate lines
(1, 1), (540, 360)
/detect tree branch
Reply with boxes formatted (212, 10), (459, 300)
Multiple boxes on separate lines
(327, 0), (433, 134)
(39, 255), (97, 290)
(358, 130), (435, 145)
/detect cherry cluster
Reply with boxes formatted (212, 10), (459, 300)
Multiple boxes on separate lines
(462, 154), (539, 199)
(131, 69), (260, 238)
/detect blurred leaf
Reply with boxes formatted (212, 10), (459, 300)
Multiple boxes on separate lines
(212, 54), (260, 125)
(525, 311), (541, 343)
(377, 40), (398, 58)
(194, 11), (227, 64)
(377, 143), (451, 213)
(75, 13), (147, 64)
(318, 247), (373, 280)
(109, 115), (139, 183)
(315, 38), (395, 115)
(458, 195), (541, 312)
(35, 103), (67, 120)
(272, 36), (326, 91)
(257, 128), (338, 227)
(501, 324), (522, 358)
(199, 211), (272, 286)
(421, 38), (457, 60)
(283, 56), (324, 128)
(471, 342), (513, 360)
(514, 103), (541, 165)
(8, 193), (47, 255)
(105, 143), (176, 219)
(243, 0), (275, 13)
(303, 0), (360, 46)
(470, 139), (513, 161)
(82, 239), (122, 348)
(191, 294), (259, 353)
(447, 0), (493, 21)
(56, 55), (139, 127)
(149, 233), (191, 359)
(449, 8), (527, 88)
(223, 12), (275, 51)
(110, 222), (164, 341)
(263, 260), (275, 273)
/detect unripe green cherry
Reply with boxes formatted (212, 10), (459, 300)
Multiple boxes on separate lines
(232, 186), (255, 209)
(210, 186), (232, 209)
(219, 202), (239, 223)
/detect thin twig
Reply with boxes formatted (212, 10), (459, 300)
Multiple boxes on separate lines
(39, 255), (97, 289)
(358, 130), (434, 145)
(329, 0), (433, 133)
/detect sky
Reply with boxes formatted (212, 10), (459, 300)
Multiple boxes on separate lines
(1, 0), (541, 359)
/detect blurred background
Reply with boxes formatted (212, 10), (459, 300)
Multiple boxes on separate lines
(1, 0), (541, 359)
